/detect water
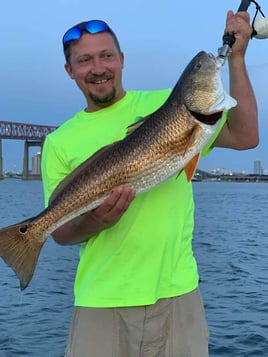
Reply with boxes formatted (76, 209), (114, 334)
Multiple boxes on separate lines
(0, 180), (78, 357)
(193, 182), (268, 356)
(0, 180), (267, 356)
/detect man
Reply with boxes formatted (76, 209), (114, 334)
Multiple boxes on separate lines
(41, 11), (258, 357)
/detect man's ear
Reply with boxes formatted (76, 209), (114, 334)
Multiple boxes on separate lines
(120, 52), (124, 69)
(64, 63), (75, 79)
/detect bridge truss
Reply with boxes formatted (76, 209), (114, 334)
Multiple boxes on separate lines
(0, 121), (58, 178)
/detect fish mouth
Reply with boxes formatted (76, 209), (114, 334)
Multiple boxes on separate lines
(208, 52), (222, 69)
(189, 110), (223, 125)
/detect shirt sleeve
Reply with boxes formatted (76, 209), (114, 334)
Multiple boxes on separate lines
(41, 135), (70, 207)
(201, 111), (228, 157)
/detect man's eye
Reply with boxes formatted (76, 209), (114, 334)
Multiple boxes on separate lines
(78, 57), (90, 64)
(103, 53), (113, 59)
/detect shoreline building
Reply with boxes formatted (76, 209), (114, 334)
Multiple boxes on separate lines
(254, 159), (262, 175)
(31, 151), (41, 176)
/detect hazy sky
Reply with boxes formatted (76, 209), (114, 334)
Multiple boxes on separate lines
(1, 0), (267, 173)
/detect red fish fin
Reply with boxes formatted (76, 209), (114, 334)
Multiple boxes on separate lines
(184, 153), (200, 182)
(0, 220), (46, 290)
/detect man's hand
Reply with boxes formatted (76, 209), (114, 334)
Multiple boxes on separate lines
(88, 186), (136, 230)
(225, 10), (252, 58)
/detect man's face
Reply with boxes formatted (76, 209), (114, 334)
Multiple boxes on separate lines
(65, 32), (125, 112)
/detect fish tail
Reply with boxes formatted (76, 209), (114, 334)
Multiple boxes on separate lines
(0, 220), (46, 290)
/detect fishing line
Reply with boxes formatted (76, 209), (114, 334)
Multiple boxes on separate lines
(250, 0), (266, 38)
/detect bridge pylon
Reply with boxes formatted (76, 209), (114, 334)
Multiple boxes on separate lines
(0, 139), (3, 179)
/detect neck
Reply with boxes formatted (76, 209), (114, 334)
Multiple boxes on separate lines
(85, 90), (126, 113)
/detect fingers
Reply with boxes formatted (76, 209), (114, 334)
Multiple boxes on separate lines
(91, 186), (136, 225)
(225, 10), (251, 36)
(102, 186), (136, 216)
(224, 9), (252, 57)
(226, 10), (234, 24)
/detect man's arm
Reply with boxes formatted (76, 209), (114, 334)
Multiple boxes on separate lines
(214, 10), (259, 150)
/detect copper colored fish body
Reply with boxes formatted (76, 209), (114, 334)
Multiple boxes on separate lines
(0, 51), (236, 290)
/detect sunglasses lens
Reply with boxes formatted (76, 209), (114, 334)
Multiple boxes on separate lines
(63, 20), (110, 46)
(63, 27), (82, 45)
(84, 20), (109, 34)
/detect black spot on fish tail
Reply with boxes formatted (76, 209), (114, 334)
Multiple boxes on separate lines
(189, 110), (223, 125)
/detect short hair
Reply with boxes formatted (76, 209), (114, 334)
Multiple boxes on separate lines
(63, 21), (122, 64)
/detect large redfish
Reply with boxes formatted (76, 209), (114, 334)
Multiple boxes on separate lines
(0, 51), (236, 290)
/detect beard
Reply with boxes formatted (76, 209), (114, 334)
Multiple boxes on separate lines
(88, 87), (116, 107)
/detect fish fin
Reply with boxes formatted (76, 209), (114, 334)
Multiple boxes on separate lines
(184, 153), (200, 182)
(203, 91), (237, 113)
(0, 220), (46, 290)
(126, 116), (147, 136)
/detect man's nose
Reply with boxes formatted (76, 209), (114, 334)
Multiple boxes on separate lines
(91, 58), (105, 74)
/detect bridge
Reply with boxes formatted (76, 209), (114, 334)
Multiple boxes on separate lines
(0, 121), (58, 179)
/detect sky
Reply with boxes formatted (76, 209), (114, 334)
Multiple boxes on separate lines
(0, 0), (267, 174)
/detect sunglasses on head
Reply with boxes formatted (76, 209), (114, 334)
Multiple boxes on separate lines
(63, 20), (111, 46)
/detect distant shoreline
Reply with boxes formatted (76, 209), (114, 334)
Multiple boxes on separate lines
(0, 174), (41, 180)
(1, 173), (268, 183)
(193, 169), (268, 183)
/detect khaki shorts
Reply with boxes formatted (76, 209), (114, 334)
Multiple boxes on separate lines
(65, 288), (209, 357)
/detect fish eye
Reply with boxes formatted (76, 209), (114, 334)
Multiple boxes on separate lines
(20, 225), (28, 234)
(196, 61), (202, 69)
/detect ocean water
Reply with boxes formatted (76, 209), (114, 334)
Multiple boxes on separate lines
(0, 180), (78, 357)
(193, 182), (268, 357)
(0, 179), (267, 356)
